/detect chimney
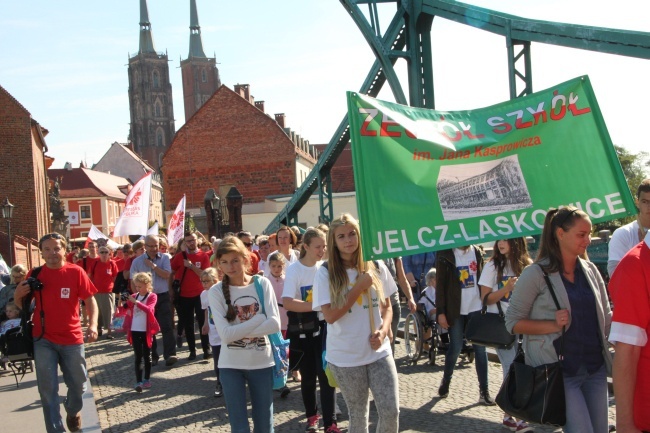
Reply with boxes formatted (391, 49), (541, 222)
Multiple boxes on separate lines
(234, 84), (251, 103)
(275, 113), (286, 129)
(255, 100), (265, 113)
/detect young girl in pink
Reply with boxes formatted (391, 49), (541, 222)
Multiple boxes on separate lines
(124, 272), (160, 393)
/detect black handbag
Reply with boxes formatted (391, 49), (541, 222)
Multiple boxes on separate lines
(286, 311), (319, 336)
(465, 294), (515, 349)
(495, 265), (566, 426)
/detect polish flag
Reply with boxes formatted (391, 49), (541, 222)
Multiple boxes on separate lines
(114, 172), (152, 236)
(167, 195), (186, 247)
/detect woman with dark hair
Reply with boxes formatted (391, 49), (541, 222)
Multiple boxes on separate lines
(276, 225), (299, 265)
(505, 207), (612, 433)
(312, 213), (399, 433)
(208, 236), (281, 433)
(479, 238), (532, 432)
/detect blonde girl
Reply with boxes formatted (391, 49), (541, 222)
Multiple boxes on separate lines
(208, 236), (281, 433)
(200, 268), (223, 397)
(311, 213), (400, 433)
(124, 272), (160, 393)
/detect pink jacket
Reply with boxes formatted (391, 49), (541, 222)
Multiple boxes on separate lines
(123, 292), (160, 348)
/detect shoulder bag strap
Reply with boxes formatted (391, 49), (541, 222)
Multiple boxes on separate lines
(253, 275), (266, 316)
(537, 264), (565, 359)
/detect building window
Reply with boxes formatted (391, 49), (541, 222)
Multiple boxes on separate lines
(201, 69), (207, 82)
(153, 71), (160, 88)
(157, 130), (163, 147)
(80, 205), (91, 219)
(155, 102), (161, 117)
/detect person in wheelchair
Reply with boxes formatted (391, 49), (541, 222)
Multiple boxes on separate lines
(0, 302), (21, 336)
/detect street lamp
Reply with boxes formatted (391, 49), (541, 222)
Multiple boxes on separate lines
(210, 193), (221, 239)
(1, 197), (15, 266)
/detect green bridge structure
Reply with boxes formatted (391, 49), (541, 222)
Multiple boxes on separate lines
(264, 0), (650, 235)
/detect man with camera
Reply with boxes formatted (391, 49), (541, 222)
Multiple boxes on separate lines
(14, 233), (98, 433)
(129, 234), (177, 366)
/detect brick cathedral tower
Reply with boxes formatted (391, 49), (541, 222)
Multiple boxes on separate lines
(127, 0), (175, 173)
(180, 0), (221, 122)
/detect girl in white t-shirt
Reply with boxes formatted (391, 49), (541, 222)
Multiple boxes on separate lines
(478, 238), (532, 433)
(312, 213), (399, 433)
(283, 228), (338, 433)
(208, 236), (281, 433)
(200, 268), (223, 398)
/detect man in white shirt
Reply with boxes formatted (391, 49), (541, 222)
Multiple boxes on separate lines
(608, 179), (650, 277)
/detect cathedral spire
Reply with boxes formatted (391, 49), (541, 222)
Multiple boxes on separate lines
(188, 0), (207, 58)
(139, 0), (157, 54)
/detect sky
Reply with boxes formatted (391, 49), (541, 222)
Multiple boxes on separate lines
(1, 1), (649, 170)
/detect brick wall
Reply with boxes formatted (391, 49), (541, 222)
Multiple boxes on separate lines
(162, 85), (312, 211)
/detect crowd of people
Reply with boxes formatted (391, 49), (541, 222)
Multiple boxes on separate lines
(1, 178), (649, 433)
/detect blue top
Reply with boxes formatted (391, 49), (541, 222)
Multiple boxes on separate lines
(402, 252), (436, 288)
(554, 263), (604, 376)
(130, 252), (172, 295)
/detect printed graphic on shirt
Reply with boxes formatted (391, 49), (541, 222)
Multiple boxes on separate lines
(61, 288), (71, 299)
(227, 295), (267, 350)
(208, 306), (215, 325)
(499, 276), (515, 302)
(300, 285), (313, 302)
(457, 263), (477, 289)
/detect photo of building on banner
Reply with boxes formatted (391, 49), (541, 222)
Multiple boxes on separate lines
(346, 75), (636, 260)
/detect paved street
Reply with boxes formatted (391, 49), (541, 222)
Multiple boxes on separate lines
(2, 307), (617, 432)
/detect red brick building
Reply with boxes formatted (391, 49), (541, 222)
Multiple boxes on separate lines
(313, 143), (356, 193)
(162, 84), (318, 215)
(0, 84), (51, 266)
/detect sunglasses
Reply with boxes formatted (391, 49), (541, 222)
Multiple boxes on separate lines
(99, 251), (110, 254)
(243, 242), (253, 247)
(39, 233), (64, 243)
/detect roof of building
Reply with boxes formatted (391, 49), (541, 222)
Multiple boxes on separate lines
(93, 141), (158, 183)
(48, 167), (129, 200)
(0, 84), (30, 115)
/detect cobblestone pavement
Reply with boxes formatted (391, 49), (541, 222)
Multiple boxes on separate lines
(87, 316), (616, 432)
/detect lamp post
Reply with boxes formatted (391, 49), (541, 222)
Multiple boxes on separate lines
(211, 194), (221, 239)
(1, 198), (15, 266)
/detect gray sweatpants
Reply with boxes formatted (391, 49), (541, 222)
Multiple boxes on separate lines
(329, 355), (399, 433)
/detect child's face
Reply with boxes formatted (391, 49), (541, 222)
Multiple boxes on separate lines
(218, 252), (247, 280)
(269, 260), (284, 278)
(134, 281), (150, 295)
(5, 307), (19, 319)
(201, 276), (217, 290)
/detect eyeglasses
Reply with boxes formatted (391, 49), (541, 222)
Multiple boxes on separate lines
(99, 251), (110, 254)
(201, 280), (214, 284)
(145, 244), (158, 248)
(243, 242), (253, 247)
(39, 233), (64, 243)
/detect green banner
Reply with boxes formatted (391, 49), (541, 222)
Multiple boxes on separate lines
(347, 76), (635, 260)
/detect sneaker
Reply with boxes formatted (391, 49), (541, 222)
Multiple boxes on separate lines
(135, 382), (143, 393)
(438, 377), (451, 398)
(516, 421), (534, 432)
(176, 335), (183, 348)
(502, 416), (518, 431)
(165, 356), (178, 367)
(305, 414), (320, 432)
(66, 413), (82, 432)
(214, 382), (223, 398)
(142, 380), (151, 389)
(325, 423), (341, 433)
(188, 352), (197, 361)
(479, 388), (496, 406)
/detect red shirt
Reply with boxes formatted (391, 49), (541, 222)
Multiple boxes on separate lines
(249, 251), (259, 275)
(93, 260), (118, 293)
(66, 252), (76, 263)
(27, 263), (97, 345)
(113, 257), (126, 272)
(83, 256), (100, 277)
(170, 251), (210, 298)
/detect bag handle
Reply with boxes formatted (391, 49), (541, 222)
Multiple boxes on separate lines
(481, 292), (505, 317)
(537, 264), (565, 359)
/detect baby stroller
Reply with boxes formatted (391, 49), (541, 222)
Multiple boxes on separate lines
(0, 323), (35, 387)
(403, 293), (474, 366)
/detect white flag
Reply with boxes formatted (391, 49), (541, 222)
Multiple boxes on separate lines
(167, 195), (186, 247)
(147, 221), (159, 235)
(114, 172), (152, 236)
(88, 225), (121, 249)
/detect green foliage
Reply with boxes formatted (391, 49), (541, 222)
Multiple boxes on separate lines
(184, 213), (196, 233)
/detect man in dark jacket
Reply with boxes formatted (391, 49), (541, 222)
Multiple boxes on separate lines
(435, 245), (494, 405)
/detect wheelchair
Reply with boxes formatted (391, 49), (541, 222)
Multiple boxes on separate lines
(403, 305), (475, 366)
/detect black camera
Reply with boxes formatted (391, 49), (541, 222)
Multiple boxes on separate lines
(26, 277), (44, 292)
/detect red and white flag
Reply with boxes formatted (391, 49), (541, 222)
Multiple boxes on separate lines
(87, 225), (120, 249)
(167, 195), (186, 247)
(114, 172), (152, 236)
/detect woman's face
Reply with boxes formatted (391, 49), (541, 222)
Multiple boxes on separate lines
(557, 217), (592, 258)
(334, 224), (359, 259)
(277, 230), (292, 251)
(497, 240), (511, 257)
(269, 260), (284, 278)
(259, 243), (270, 260)
(11, 271), (25, 284)
(218, 252), (247, 280)
(304, 236), (326, 261)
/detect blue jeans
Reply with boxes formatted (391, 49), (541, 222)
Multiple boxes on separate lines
(34, 338), (88, 433)
(443, 312), (489, 390)
(563, 364), (608, 433)
(220, 367), (274, 433)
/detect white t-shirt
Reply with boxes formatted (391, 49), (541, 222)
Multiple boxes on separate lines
(200, 289), (222, 346)
(282, 260), (323, 321)
(259, 259), (270, 278)
(130, 293), (148, 332)
(477, 260), (516, 313)
(312, 260), (398, 367)
(418, 286), (436, 317)
(454, 247), (481, 315)
(608, 220), (643, 276)
(286, 249), (299, 265)
(208, 276), (280, 370)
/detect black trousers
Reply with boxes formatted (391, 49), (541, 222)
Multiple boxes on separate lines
(291, 322), (335, 428)
(151, 292), (176, 361)
(177, 295), (210, 354)
(132, 331), (151, 383)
